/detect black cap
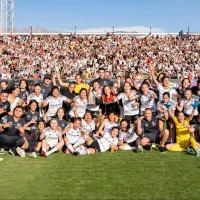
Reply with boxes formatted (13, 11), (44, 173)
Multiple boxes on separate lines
(44, 74), (52, 80)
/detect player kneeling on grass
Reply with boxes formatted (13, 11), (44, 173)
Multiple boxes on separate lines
(63, 118), (85, 156)
(78, 127), (119, 155)
(40, 119), (64, 157)
(136, 108), (169, 152)
(118, 119), (138, 150)
(166, 107), (200, 156)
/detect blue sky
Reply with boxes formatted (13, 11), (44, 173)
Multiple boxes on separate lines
(15, 0), (200, 32)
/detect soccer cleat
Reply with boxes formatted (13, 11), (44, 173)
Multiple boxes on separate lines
(186, 147), (194, 154)
(29, 152), (37, 159)
(9, 148), (16, 156)
(196, 148), (200, 157)
(145, 144), (152, 151)
(73, 151), (79, 156)
(16, 147), (25, 157)
(41, 150), (47, 157)
(158, 145), (165, 153)
(0, 148), (5, 154)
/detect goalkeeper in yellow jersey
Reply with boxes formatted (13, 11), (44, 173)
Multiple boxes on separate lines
(166, 107), (200, 156)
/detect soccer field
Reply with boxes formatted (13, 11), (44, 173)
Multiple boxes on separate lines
(0, 150), (200, 200)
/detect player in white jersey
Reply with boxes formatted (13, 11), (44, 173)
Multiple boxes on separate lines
(69, 88), (88, 118)
(87, 81), (102, 118)
(81, 111), (96, 135)
(96, 112), (119, 137)
(140, 83), (157, 115)
(63, 118), (84, 155)
(40, 119), (64, 157)
(114, 82), (140, 123)
(27, 84), (44, 114)
(149, 66), (180, 101)
(42, 86), (72, 119)
(77, 127), (119, 155)
(118, 119), (138, 150)
(177, 88), (199, 124)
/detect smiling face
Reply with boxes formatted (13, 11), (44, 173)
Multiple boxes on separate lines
(34, 86), (41, 95)
(104, 86), (111, 96)
(144, 109), (152, 121)
(14, 107), (23, 118)
(184, 90), (192, 100)
(38, 121), (45, 131)
(50, 119), (58, 131)
(57, 108), (64, 119)
(52, 88), (59, 98)
(30, 102), (37, 112)
(182, 79), (190, 89)
(111, 127), (119, 138)
(0, 92), (8, 103)
(12, 88), (20, 97)
(120, 120), (128, 131)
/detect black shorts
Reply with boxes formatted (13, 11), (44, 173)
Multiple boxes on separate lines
(87, 140), (101, 153)
(144, 132), (160, 143)
(125, 115), (138, 124)
(86, 110), (99, 118)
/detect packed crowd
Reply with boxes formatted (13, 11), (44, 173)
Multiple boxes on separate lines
(0, 34), (200, 80)
(0, 66), (200, 160)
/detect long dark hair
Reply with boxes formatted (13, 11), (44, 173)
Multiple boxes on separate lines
(19, 79), (30, 92)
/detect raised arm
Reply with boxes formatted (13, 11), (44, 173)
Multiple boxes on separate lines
(149, 66), (159, 87)
(57, 72), (68, 87)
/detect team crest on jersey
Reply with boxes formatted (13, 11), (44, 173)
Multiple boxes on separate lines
(152, 121), (157, 126)
(145, 123), (149, 127)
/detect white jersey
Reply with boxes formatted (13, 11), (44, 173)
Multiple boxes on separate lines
(44, 127), (62, 148)
(104, 119), (119, 134)
(157, 84), (178, 101)
(140, 90), (157, 114)
(81, 119), (96, 133)
(179, 97), (199, 116)
(97, 132), (119, 152)
(27, 93), (43, 108)
(46, 95), (67, 117)
(87, 89), (101, 112)
(69, 96), (88, 118)
(119, 125), (138, 143)
(117, 91), (139, 116)
(65, 126), (82, 144)
(8, 96), (20, 111)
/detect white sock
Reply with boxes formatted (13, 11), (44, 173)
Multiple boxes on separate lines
(46, 147), (58, 156)
(42, 148), (47, 153)
(79, 149), (89, 155)
(66, 142), (74, 153)
(74, 137), (85, 148)
(122, 146), (134, 150)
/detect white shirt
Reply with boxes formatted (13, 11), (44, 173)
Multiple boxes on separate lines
(119, 125), (138, 143)
(46, 95), (67, 117)
(180, 97), (199, 116)
(69, 96), (88, 118)
(97, 132), (119, 152)
(140, 90), (157, 114)
(44, 127), (62, 148)
(81, 119), (96, 134)
(104, 120), (119, 134)
(157, 84), (178, 101)
(65, 126), (82, 144)
(117, 91), (139, 116)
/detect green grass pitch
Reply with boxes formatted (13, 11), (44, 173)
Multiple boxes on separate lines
(0, 150), (200, 200)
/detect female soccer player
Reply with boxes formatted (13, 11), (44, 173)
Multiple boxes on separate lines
(166, 107), (200, 156)
(69, 88), (88, 119)
(42, 86), (72, 120)
(40, 118), (64, 157)
(118, 119), (138, 150)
